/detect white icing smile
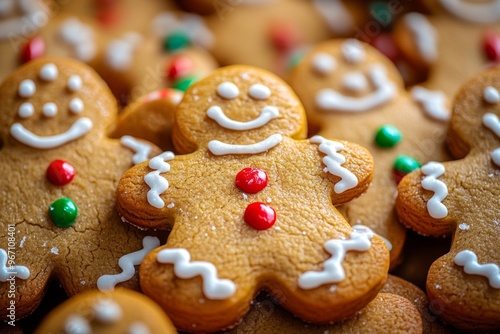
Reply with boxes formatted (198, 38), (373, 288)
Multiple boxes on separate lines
(207, 105), (279, 131)
(315, 65), (396, 112)
(439, 0), (500, 23)
(10, 117), (93, 149)
(208, 134), (283, 156)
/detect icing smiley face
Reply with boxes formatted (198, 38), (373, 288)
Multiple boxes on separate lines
(174, 65), (307, 153)
(396, 69), (500, 332)
(439, 0), (500, 23)
(303, 39), (402, 115)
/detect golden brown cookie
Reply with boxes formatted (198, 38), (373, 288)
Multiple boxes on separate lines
(288, 39), (451, 269)
(396, 68), (500, 332)
(111, 88), (184, 151)
(117, 65), (389, 332)
(35, 288), (177, 334)
(0, 57), (161, 319)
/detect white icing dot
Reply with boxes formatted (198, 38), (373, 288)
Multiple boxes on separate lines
(128, 322), (151, 334)
(67, 75), (82, 92)
(248, 84), (271, 100)
(42, 102), (58, 117)
(341, 39), (365, 64)
(342, 71), (368, 92)
(484, 86), (500, 104)
(18, 79), (36, 97)
(18, 103), (34, 118)
(39, 63), (58, 81)
(64, 315), (91, 334)
(217, 82), (239, 99)
(69, 98), (84, 114)
(312, 52), (336, 75)
(458, 223), (470, 231)
(93, 299), (122, 324)
(50, 247), (59, 254)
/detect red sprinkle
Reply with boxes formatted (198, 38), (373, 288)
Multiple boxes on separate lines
(393, 169), (407, 184)
(46, 160), (75, 186)
(244, 202), (276, 230)
(269, 21), (301, 52)
(20, 36), (45, 64)
(483, 31), (500, 62)
(235, 168), (268, 194)
(166, 55), (194, 80)
(369, 33), (399, 63)
(96, 7), (122, 27)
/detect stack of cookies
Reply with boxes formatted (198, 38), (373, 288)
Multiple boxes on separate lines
(1, 1), (499, 333)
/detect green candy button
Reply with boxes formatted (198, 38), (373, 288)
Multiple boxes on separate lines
(394, 155), (421, 174)
(49, 197), (78, 228)
(173, 75), (198, 92)
(163, 32), (190, 52)
(375, 124), (402, 148)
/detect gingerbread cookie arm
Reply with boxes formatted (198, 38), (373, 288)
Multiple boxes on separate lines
(396, 161), (459, 236)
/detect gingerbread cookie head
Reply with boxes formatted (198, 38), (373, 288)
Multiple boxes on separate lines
(35, 288), (177, 334)
(0, 57), (160, 319)
(396, 68), (500, 331)
(118, 65), (389, 332)
(288, 38), (404, 129)
(173, 64), (307, 153)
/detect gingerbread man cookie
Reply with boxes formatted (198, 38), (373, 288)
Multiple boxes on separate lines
(394, 1), (500, 120)
(0, 58), (161, 319)
(227, 274), (450, 334)
(35, 288), (177, 334)
(288, 39), (451, 269)
(396, 68), (500, 332)
(117, 65), (389, 332)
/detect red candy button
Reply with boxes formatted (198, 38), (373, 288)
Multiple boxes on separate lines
(20, 36), (45, 64)
(244, 202), (276, 230)
(46, 160), (75, 186)
(235, 168), (268, 194)
(369, 33), (399, 63)
(484, 31), (500, 62)
(167, 55), (194, 80)
(269, 21), (301, 52)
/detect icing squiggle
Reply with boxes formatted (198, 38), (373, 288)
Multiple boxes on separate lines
(316, 65), (396, 112)
(454, 250), (500, 289)
(120, 136), (152, 165)
(0, 248), (30, 282)
(411, 86), (450, 121)
(310, 135), (358, 194)
(157, 248), (236, 299)
(10, 117), (93, 149)
(97, 236), (160, 291)
(208, 134), (282, 156)
(439, 0), (500, 24)
(421, 162), (448, 219)
(207, 106), (279, 131)
(353, 225), (392, 251)
(312, 0), (354, 34)
(298, 225), (374, 289)
(145, 152), (175, 209)
(483, 113), (500, 166)
(404, 13), (437, 63)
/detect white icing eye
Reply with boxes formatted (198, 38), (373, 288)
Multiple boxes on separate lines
(64, 315), (91, 334)
(248, 84), (271, 100)
(312, 53), (336, 75)
(217, 82), (239, 99)
(18, 103), (34, 118)
(342, 39), (365, 64)
(42, 102), (58, 117)
(484, 86), (500, 104)
(67, 75), (82, 92)
(93, 299), (122, 324)
(69, 98), (84, 114)
(39, 63), (58, 81)
(18, 79), (36, 98)
(128, 322), (151, 334)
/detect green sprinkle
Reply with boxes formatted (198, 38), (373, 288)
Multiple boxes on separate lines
(394, 155), (421, 174)
(163, 32), (191, 52)
(375, 124), (402, 148)
(173, 75), (198, 92)
(49, 197), (78, 228)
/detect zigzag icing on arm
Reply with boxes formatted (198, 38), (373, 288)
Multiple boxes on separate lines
(410, 86), (450, 121)
(421, 162), (448, 219)
(298, 226), (373, 289)
(120, 135), (152, 165)
(0, 248), (30, 281)
(454, 250), (500, 289)
(97, 236), (160, 291)
(482, 113), (500, 166)
(144, 152), (175, 209)
(310, 135), (358, 194)
(157, 248), (236, 299)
